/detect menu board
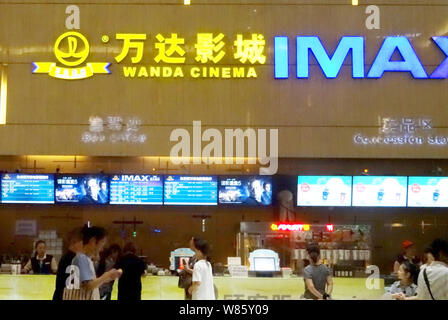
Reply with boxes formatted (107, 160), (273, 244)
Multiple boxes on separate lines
(110, 175), (163, 205)
(55, 175), (109, 204)
(164, 175), (217, 205)
(1, 174), (54, 204)
(352, 176), (408, 207)
(219, 176), (272, 205)
(408, 177), (448, 207)
(297, 176), (352, 206)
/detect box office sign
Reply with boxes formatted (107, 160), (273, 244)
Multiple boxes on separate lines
(31, 31), (448, 81)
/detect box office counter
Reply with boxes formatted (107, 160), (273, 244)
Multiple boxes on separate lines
(0, 275), (384, 300)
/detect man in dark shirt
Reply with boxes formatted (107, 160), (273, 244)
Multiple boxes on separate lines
(116, 242), (146, 301)
(52, 227), (83, 300)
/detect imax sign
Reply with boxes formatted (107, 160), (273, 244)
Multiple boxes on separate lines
(274, 36), (448, 79)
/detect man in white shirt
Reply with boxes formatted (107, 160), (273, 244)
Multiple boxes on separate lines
(188, 238), (216, 300)
(192, 259), (215, 300)
(416, 239), (448, 300)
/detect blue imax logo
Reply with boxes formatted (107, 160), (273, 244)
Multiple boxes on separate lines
(274, 36), (448, 79)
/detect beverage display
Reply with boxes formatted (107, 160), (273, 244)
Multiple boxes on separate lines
(352, 176), (407, 207)
(408, 177), (448, 207)
(297, 176), (352, 206)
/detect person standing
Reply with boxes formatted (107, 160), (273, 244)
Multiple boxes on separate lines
(416, 238), (448, 300)
(181, 236), (198, 300)
(23, 240), (58, 274)
(394, 240), (421, 273)
(68, 226), (122, 300)
(420, 247), (436, 272)
(97, 244), (122, 300)
(189, 238), (215, 300)
(52, 227), (83, 300)
(115, 242), (146, 301)
(302, 243), (333, 300)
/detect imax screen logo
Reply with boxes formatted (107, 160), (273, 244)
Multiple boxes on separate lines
(122, 175), (150, 182)
(274, 36), (448, 79)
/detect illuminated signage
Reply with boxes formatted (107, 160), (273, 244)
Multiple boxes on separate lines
(274, 36), (448, 79)
(270, 223), (310, 231)
(33, 32), (266, 80)
(32, 32), (110, 80)
(354, 117), (448, 146)
(32, 32), (448, 81)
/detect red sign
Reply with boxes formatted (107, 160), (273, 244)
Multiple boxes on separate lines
(356, 183), (366, 192)
(270, 223), (310, 232)
(301, 183), (310, 192)
(411, 183), (421, 193)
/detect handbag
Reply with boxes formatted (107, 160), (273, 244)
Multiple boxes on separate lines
(62, 287), (94, 300)
(178, 269), (192, 289)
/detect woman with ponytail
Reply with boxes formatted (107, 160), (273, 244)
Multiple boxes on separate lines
(303, 243), (333, 300)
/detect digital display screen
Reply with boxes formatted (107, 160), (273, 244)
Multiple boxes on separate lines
(408, 177), (448, 207)
(55, 175), (109, 204)
(253, 257), (276, 272)
(219, 176), (273, 205)
(110, 175), (163, 205)
(352, 176), (408, 207)
(297, 176), (352, 206)
(1, 174), (54, 204)
(164, 175), (217, 205)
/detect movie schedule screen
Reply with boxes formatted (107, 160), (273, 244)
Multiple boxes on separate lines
(164, 176), (217, 205)
(219, 176), (272, 205)
(297, 176), (352, 206)
(1, 174), (54, 204)
(55, 175), (109, 204)
(110, 175), (163, 205)
(352, 176), (408, 207)
(407, 177), (448, 207)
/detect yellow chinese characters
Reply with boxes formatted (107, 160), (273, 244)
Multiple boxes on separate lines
(154, 33), (186, 64)
(115, 34), (147, 63)
(234, 34), (266, 64)
(195, 33), (225, 63)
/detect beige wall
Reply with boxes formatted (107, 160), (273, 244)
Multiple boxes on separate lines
(0, 1), (447, 157)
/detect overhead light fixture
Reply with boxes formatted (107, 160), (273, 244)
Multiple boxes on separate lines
(391, 223), (404, 228)
(184, 0), (191, 5)
(0, 64), (7, 125)
(352, 0), (359, 5)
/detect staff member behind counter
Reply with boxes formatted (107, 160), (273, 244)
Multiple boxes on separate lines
(302, 243), (333, 300)
(394, 240), (421, 274)
(23, 240), (58, 274)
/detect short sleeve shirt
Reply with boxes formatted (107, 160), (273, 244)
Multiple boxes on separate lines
(192, 260), (215, 300)
(389, 281), (418, 297)
(417, 261), (448, 300)
(303, 264), (331, 300)
(71, 253), (100, 300)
